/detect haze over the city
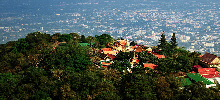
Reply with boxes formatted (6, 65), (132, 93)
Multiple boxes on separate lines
(0, 0), (219, 56)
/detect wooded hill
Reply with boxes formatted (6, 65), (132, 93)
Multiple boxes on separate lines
(0, 31), (220, 100)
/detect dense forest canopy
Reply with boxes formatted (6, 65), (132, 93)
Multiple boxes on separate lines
(0, 31), (220, 99)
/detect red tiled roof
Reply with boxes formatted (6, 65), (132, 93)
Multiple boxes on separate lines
(101, 65), (108, 68)
(202, 73), (220, 78)
(106, 53), (116, 60)
(198, 68), (215, 73)
(101, 48), (112, 51)
(155, 55), (165, 58)
(192, 71), (196, 73)
(130, 46), (135, 49)
(202, 75), (215, 78)
(199, 54), (203, 57)
(143, 63), (158, 69)
(135, 47), (143, 52)
(151, 53), (165, 58)
(199, 71), (216, 75)
(197, 68), (220, 78)
(101, 62), (112, 65)
(120, 40), (126, 46)
(101, 62), (112, 68)
(201, 53), (217, 63)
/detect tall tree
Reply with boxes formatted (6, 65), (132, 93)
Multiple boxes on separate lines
(70, 33), (80, 41)
(130, 41), (137, 46)
(51, 33), (61, 42)
(95, 34), (113, 47)
(58, 34), (72, 42)
(158, 31), (168, 50)
(86, 36), (96, 43)
(80, 35), (86, 43)
(170, 33), (178, 50)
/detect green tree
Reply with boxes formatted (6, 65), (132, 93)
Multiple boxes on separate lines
(170, 33), (178, 50)
(95, 34), (113, 47)
(80, 35), (86, 43)
(188, 51), (201, 66)
(25, 32), (51, 46)
(58, 34), (72, 42)
(156, 75), (182, 99)
(51, 33), (61, 42)
(17, 66), (53, 99)
(110, 60), (131, 73)
(119, 67), (157, 99)
(86, 36), (96, 46)
(0, 73), (22, 99)
(70, 33), (80, 41)
(179, 82), (220, 99)
(114, 51), (134, 61)
(138, 51), (158, 66)
(0, 52), (28, 73)
(12, 38), (29, 54)
(156, 57), (181, 74)
(158, 31), (168, 50)
(130, 40), (137, 46)
(40, 44), (91, 71)
(69, 70), (119, 99)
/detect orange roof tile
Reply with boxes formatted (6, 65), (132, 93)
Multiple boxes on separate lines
(106, 53), (116, 60)
(119, 40), (126, 46)
(135, 47), (143, 52)
(199, 54), (203, 57)
(101, 48), (112, 51)
(143, 63), (158, 69)
(130, 46), (135, 49)
(103, 51), (118, 55)
(151, 53), (165, 58)
(198, 68), (216, 73)
(154, 55), (165, 58)
(101, 62), (112, 65)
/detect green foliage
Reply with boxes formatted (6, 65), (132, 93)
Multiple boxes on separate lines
(58, 33), (72, 42)
(94, 91), (121, 100)
(0, 52), (28, 73)
(110, 60), (131, 73)
(156, 75), (182, 99)
(40, 44), (92, 71)
(0, 41), (16, 56)
(80, 35), (86, 43)
(130, 40), (137, 46)
(67, 70), (119, 99)
(138, 51), (158, 65)
(70, 33), (80, 41)
(1, 32), (220, 100)
(180, 82), (220, 99)
(0, 73), (22, 99)
(119, 69), (157, 99)
(95, 34), (113, 47)
(156, 57), (187, 74)
(25, 31), (51, 46)
(158, 31), (168, 51)
(86, 36), (96, 46)
(170, 33), (178, 50)
(12, 38), (29, 54)
(51, 33), (61, 42)
(114, 51), (134, 61)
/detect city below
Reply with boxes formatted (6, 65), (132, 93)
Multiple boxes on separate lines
(0, 0), (220, 56)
